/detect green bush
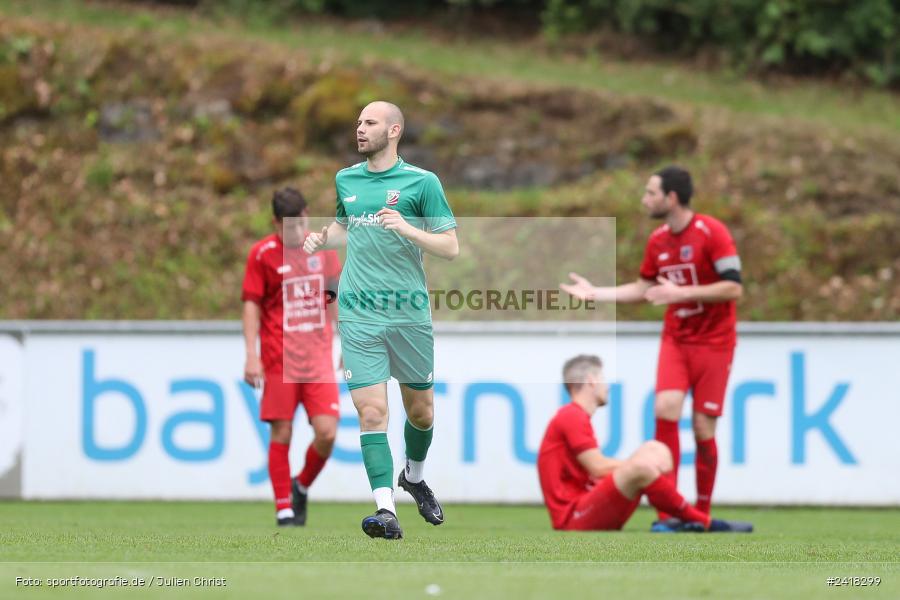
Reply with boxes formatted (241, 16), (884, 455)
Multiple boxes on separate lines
(540, 0), (899, 85)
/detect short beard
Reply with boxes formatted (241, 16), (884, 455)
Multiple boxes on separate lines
(359, 131), (389, 157)
(649, 208), (669, 219)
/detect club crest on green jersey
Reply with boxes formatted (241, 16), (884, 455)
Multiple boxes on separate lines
(386, 190), (400, 206)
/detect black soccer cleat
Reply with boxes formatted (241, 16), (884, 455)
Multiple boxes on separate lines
(650, 517), (683, 533)
(276, 513), (295, 527)
(291, 479), (307, 526)
(708, 518), (754, 533)
(361, 509), (403, 540)
(398, 470), (444, 525)
(679, 518), (754, 533)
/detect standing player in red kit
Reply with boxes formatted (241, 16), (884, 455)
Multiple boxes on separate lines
(538, 354), (751, 533)
(242, 187), (342, 526)
(561, 166), (742, 531)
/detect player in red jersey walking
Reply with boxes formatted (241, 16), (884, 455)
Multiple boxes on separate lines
(537, 354), (751, 533)
(561, 166), (743, 531)
(242, 187), (342, 526)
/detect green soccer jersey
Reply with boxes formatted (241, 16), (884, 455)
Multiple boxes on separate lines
(335, 157), (457, 325)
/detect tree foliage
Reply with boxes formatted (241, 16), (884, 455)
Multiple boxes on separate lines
(540, 0), (899, 86)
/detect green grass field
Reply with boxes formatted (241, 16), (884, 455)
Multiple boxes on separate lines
(1, 502), (897, 598)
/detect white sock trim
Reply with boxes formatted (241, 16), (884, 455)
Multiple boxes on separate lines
(373, 487), (396, 514)
(276, 508), (295, 519)
(406, 420), (434, 432)
(405, 458), (425, 484)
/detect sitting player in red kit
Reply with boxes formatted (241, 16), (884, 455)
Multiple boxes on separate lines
(537, 354), (752, 533)
(242, 187), (342, 526)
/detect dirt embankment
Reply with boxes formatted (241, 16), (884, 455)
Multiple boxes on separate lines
(1, 17), (898, 320)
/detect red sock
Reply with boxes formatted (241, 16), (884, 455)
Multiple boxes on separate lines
(268, 441), (291, 511)
(297, 443), (328, 489)
(695, 437), (718, 514)
(654, 418), (680, 519)
(644, 476), (711, 528)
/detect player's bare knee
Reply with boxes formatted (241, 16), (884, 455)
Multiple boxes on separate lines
(270, 421), (292, 444)
(271, 430), (291, 444)
(313, 423), (337, 447)
(357, 404), (387, 431)
(643, 440), (673, 472)
(654, 391), (684, 421)
(638, 460), (660, 483)
(654, 402), (680, 420)
(627, 458), (660, 486)
(313, 436), (335, 458)
(407, 404), (434, 429)
(692, 414), (717, 440)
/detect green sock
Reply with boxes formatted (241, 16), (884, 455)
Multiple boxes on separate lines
(360, 432), (393, 491)
(404, 420), (433, 462)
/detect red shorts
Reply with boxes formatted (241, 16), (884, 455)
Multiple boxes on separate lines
(563, 476), (640, 531)
(656, 337), (734, 417)
(260, 372), (339, 422)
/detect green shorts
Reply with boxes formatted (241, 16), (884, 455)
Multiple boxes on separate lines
(338, 321), (434, 391)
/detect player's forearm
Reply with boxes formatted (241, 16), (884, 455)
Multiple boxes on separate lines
(402, 228), (459, 260)
(242, 301), (261, 356)
(323, 222), (347, 249)
(594, 281), (649, 304)
(578, 449), (624, 479)
(679, 281), (742, 303)
(594, 458), (624, 478)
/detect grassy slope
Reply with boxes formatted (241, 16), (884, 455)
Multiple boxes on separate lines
(0, 502), (897, 598)
(3, 0), (897, 134)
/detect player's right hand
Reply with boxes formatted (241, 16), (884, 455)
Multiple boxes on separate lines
(560, 272), (598, 300)
(244, 355), (264, 389)
(303, 226), (328, 254)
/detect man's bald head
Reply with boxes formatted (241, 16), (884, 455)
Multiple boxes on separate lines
(356, 101), (405, 157)
(362, 101), (404, 136)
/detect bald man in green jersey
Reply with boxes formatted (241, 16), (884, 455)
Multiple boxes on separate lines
(304, 101), (458, 540)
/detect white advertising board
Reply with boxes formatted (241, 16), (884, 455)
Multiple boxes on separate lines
(10, 323), (900, 505)
(0, 335), (24, 496)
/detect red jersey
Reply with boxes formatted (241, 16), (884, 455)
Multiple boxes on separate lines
(639, 213), (739, 348)
(537, 403), (598, 529)
(241, 233), (341, 381)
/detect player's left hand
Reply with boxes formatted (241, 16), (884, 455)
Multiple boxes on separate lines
(560, 272), (598, 300)
(644, 275), (687, 305)
(376, 208), (414, 237)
